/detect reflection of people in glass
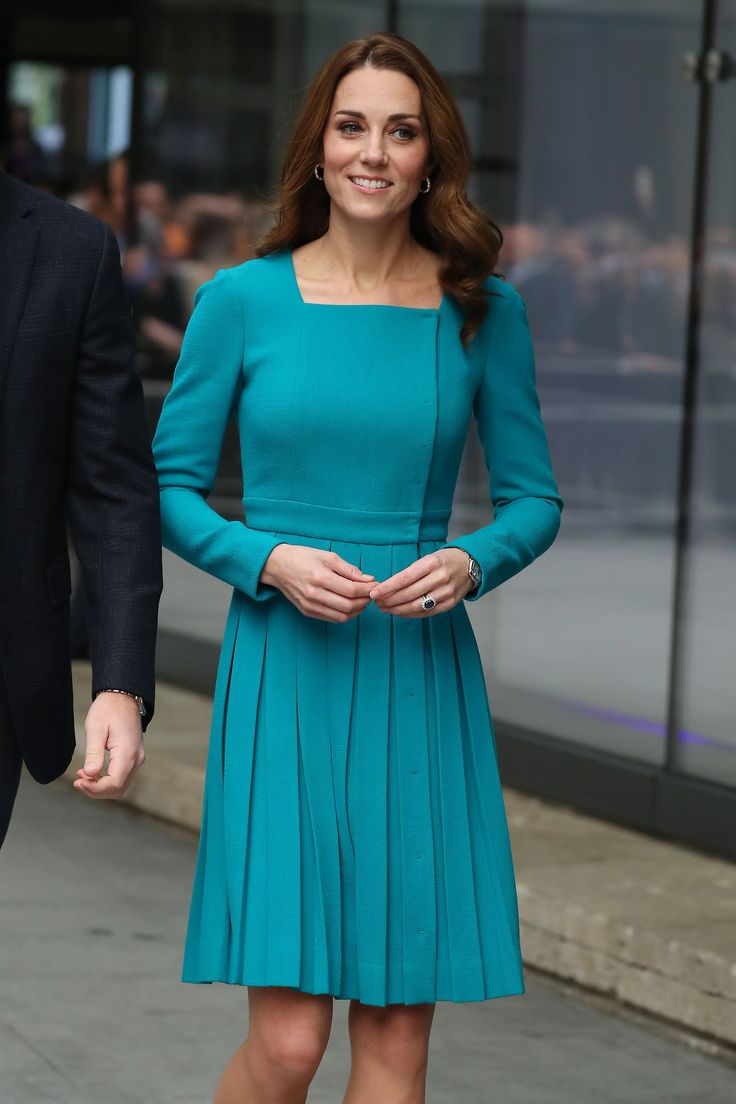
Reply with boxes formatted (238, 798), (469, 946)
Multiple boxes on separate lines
(153, 32), (562, 1103)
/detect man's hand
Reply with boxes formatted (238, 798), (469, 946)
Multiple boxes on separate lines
(73, 692), (145, 799)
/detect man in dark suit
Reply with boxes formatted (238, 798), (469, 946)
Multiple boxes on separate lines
(0, 168), (163, 847)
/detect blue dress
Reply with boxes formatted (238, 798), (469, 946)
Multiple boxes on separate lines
(152, 248), (562, 1007)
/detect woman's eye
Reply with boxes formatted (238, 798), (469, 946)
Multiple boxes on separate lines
(336, 121), (416, 140)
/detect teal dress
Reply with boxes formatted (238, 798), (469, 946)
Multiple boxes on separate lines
(152, 248), (562, 1007)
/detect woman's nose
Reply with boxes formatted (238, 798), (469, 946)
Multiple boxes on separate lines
(361, 133), (388, 163)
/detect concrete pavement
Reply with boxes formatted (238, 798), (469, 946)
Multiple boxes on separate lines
(2, 775), (735, 1104)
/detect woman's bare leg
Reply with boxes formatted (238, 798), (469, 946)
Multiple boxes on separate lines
(214, 986), (334, 1104)
(342, 1000), (436, 1104)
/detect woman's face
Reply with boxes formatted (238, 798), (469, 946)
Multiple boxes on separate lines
(320, 65), (432, 226)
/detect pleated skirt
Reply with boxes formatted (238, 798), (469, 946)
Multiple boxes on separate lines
(182, 533), (525, 1006)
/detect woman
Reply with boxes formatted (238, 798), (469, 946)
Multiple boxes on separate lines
(152, 30), (562, 1104)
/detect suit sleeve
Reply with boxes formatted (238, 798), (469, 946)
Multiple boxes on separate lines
(66, 223), (163, 725)
(443, 287), (563, 601)
(151, 268), (284, 602)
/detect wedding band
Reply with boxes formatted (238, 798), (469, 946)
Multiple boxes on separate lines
(421, 594), (436, 611)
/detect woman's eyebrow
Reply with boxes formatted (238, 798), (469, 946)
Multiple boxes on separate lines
(334, 109), (423, 122)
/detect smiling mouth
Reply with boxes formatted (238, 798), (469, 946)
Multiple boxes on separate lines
(349, 176), (393, 191)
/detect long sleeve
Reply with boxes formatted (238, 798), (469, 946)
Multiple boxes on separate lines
(152, 268), (284, 602)
(443, 286), (563, 601)
(66, 223), (163, 724)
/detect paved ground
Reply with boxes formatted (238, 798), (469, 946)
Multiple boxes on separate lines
(1, 776), (734, 1104)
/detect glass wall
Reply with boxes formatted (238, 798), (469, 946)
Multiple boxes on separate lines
(400, 0), (702, 766)
(676, 0), (736, 786)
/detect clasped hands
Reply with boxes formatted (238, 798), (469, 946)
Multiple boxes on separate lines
(261, 544), (475, 624)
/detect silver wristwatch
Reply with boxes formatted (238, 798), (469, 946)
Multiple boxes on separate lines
(96, 689), (147, 717)
(466, 554), (482, 594)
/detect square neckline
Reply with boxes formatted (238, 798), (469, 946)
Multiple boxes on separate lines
(286, 248), (446, 314)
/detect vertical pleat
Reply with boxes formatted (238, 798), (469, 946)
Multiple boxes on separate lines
(423, 640), (452, 997)
(450, 607), (525, 994)
(427, 605), (486, 1000)
(351, 543), (392, 1006)
(294, 587), (343, 993)
(222, 593), (268, 982)
(182, 593), (242, 980)
(390, 541), (438, 1004)
(324, 542), (361, 997)
(261, 597), (303, 983)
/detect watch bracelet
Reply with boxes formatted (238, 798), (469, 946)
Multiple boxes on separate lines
(96, 688), (147, 717)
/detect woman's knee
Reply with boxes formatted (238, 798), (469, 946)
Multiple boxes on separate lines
(348, 1001), (435, 1076)
(247, 987), (333, 1081)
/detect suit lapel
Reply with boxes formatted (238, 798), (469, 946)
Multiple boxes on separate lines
(0, 176), (39, 407)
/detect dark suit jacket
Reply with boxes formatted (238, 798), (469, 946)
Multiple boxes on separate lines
(0, 171), (163, 784)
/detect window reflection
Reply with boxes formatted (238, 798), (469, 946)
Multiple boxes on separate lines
(403, 0), (701, 765)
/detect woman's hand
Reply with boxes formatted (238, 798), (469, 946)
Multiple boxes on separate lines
(260, 544), (376, 622)
(368, 547), (474, 617)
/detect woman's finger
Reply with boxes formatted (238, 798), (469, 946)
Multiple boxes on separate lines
(323, 551), (375, 583)
(303, 595), (372, 622)
(374, 570), (446, 609)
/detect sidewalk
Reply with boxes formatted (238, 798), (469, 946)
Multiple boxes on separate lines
(6, 775), (736, 1104)
(67, 662), (736, 1054)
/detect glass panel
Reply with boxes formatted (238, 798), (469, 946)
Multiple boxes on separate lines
(400, 0), (702, 764)
(676, 0), (736, 785)
(5, 61), (132, 190)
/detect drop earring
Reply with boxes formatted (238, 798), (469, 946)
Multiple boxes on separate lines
(419, 177), (432, 194)
(314, 164), (324, 182)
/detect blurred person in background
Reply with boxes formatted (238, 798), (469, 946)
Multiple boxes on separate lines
(504, 220), (583, 351)
(0, 167), (163, 848)
(123, 180), (188, 378)
(2, 102), (48, 186)
(152, 30), (561, 1104)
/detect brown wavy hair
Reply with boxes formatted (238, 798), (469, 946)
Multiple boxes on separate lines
(255, 31), (504, 346)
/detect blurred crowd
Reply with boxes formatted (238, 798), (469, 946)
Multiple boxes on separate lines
(3, 102), (736, 380)
(61, 151), (275, 378)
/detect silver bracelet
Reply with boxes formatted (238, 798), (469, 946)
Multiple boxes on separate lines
(96, 688), (147, 717)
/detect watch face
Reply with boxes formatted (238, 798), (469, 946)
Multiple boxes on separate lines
(469, 557), (482, 586)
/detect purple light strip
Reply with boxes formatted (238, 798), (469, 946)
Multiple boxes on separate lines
(522, 691), (733, 754)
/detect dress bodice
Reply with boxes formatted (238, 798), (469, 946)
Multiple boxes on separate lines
(152, 249), (562, 603)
